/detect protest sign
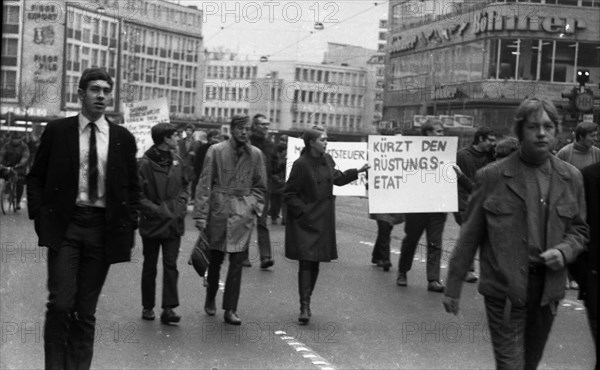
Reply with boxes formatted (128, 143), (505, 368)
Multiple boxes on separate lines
(286, 137), (367, 197)
(368, 135), (458, 213)
(122, 97), (170, 158)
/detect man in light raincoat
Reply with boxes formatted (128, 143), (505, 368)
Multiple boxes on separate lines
(193, 115), (266, 325)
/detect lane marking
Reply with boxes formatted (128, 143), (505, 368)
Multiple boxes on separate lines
(275, 330), (337, 370)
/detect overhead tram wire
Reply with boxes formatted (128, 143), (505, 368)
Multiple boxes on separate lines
(264, 1), (389, 60)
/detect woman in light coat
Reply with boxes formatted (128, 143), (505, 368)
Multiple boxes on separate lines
(284, 126), (369, 324)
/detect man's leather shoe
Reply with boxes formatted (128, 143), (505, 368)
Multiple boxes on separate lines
(464, 271), (478, 283)
(260, 258), (274, 269)
(160, 308), (181, 324)
(371, 259), (383, 267)
(382, 261), (392, 272)
(396, 272), (407, 286)
(427, 281), (445, 293)
(204, 297), (216, 316)
(242, 259), (252, 267)
(142, 309), (155, 321)
(224, 310), (241, 325)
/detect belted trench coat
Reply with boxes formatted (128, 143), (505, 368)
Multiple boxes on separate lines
(193, 139), (266, 253)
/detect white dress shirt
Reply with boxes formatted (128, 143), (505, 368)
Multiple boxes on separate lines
(77, 114), (109, 207)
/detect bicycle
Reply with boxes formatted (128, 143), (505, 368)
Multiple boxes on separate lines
(0, 165), (18, 215)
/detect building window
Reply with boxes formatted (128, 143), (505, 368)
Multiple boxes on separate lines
(1, 38), (18, 66)
(1, 70), (17, 99)
(3, 5), (19, 25)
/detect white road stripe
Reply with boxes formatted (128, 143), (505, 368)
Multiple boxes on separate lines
(276, 330), (337, 370)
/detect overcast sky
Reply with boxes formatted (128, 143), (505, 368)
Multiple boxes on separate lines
(177, 1), (388, 62)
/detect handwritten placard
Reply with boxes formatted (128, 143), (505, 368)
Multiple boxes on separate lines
(286, 137), (367, 197)
(122, 97), (170, 158)
(368, 136), (458, 213)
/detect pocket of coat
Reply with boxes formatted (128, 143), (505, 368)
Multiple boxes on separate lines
(556, 203), (578, 219)
(483, 200), (514, 216)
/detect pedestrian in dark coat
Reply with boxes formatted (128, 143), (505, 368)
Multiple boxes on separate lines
(26, 67), (140, 369)
(284, 126), (369, 324)
(580, 162), (599, 354)
(138, 123), (189, 324)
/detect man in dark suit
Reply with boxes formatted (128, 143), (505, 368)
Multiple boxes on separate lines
(26, 68), (140, 370)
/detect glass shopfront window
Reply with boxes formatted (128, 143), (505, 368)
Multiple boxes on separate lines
(553, 41), (576, 82)
(488, 38), (598, 84)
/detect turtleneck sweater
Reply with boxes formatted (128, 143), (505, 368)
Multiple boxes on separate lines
(518, 148), (552, 264)
(556, 142), (600, 170)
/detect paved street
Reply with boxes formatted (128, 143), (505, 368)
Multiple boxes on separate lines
(0, 196), (595, 369)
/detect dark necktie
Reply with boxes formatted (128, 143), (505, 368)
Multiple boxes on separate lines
(88, 121), (98, 203)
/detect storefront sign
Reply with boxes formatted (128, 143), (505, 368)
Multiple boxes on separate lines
(33, 26), (56, 45)
(27, 3), (61, 22)
(34, 55), (59, 72)
(474, 11), (585, 35)
(1, 106), (48, 117)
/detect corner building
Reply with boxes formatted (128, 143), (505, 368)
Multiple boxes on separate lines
(384, 0), (600, 136)
(1, 0), (203, 132)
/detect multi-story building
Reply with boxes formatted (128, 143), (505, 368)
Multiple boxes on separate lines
(322, 43), (383, 133)
(202, 52), (258, 125)
(1, 0), (204, 133)
(384, 0), (599, 137)
(202, 50), (376, 136)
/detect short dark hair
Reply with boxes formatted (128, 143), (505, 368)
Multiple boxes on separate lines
(472, 127), (495, 145)
(206, 129), (221, 141)
(185, 124), (195, 131)
(79, 67), (113, 91)
(302, 125), (325, 149)
(230, 115), (250, 130)
(151, 123), (177, 145)
(420, 118), (443, 136)
(575, 121), (598, 142)
(514, 98), (560, 141)
(252, 114), (267, 126)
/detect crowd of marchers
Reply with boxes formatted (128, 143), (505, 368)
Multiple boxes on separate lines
(10, 67), (597, 370)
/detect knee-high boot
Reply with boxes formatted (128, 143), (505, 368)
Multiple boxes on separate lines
(298, 270), (312, 324)
(308, 268), (319, 317)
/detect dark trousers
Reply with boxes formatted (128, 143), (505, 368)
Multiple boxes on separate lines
(44, 207), (110, 370)
(453, 211), (476, 273)
(398, 213), (446, 281)
(206, 250), (245, 311)
(372, 220), (393, 263)
(269, 192), (285, 222)
(584, 271), (598, 346)
(191, 173), (199, 201)
(254, 191), (272, 260)
(484, 268), (556, 370)
(141, 236), (181, 310)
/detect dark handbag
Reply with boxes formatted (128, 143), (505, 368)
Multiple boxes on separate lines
(188, 231), (210, 276)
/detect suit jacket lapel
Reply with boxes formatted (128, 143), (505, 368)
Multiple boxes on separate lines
(66, 116), (79, 174)
(106, 120), (117, 189)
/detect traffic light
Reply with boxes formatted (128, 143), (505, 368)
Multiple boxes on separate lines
(576, 69), (590, 87)
(561, 87), (579, 119)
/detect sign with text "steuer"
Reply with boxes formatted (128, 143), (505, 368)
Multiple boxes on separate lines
(286, 137), (367, 197)
(368, 136), (458, 213)
(123, 97), (170, 158)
